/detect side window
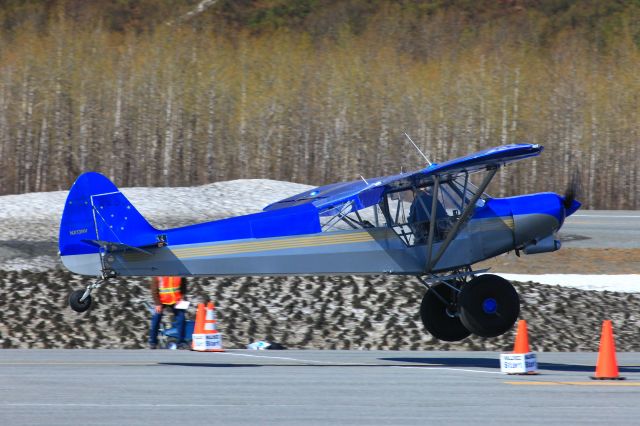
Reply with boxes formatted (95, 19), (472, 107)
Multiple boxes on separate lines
(383, 189), (414, 227)
(319, 201), (388, 232)
(381, 187), (450, 246)
(381, 179), (482, 246)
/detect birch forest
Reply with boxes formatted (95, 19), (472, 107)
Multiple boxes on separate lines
(0, 1), (639, 209)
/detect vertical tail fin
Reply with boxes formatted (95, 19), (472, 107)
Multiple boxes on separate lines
(59, 172), (158, 273)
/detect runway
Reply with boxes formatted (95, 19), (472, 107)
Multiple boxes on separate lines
(1, 350), (638, 425)
(560, 210), (640, 248)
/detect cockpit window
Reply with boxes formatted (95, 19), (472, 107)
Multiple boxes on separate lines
(316, 171), (492, 241)
(380, 173), (488, 246)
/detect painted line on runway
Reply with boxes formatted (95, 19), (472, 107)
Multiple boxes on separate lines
(3, 403), (305, 408)
(563, 220), (610, 223)
(564, 222), (632, 226)
(0, 362), (156, 366)
(571, 215), (640, 218)
(505, 381), (640, 386)
(218, 352), (341, 364)
(394, 366), (503, 375)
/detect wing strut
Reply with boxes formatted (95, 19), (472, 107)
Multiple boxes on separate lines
(424, 176), (440, 269)
(427, 167), (497, 272)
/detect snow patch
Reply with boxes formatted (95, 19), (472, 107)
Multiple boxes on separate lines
(0, 179), (313, 242)
(491, 273), (640, 293)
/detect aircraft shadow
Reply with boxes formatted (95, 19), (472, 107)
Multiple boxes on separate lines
(379, 357), (640, 373)
(380, 357), (498, 369)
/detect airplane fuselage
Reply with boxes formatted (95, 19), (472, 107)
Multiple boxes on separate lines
(61, 192), (571, 277)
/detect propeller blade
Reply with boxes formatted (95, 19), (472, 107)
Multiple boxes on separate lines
(562, 168), (582, 216)
(563, 168), (581, 210)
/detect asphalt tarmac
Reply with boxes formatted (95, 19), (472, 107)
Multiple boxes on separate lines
(560, 210), (640, 248)
(1, 349), (638, 425)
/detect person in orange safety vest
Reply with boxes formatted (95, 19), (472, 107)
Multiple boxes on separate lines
(149, 276), (187, 349)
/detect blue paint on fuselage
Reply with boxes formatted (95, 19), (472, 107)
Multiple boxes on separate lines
(474, 192), (579, 228)
(506, 193), (566, 227)
(58, 172), (322, 257)
(59, 188), (573, 259)
(161, 203), (322, 247)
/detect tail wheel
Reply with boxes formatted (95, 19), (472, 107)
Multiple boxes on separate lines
(420, 283), (471, 342)
(459, 274), (519, 338)
(69, 290), (92, 313)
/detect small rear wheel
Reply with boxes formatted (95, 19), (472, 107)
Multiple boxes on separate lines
(420, 283), (471, 342)
(459, 274), (519, 338)
(69, 290), (92, 313)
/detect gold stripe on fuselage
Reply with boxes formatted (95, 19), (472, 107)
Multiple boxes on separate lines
(502, 217), (514, 229)
(171, 231), (376, 259)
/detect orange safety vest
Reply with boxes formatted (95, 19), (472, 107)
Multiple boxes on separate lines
(158, 277), (182, 305)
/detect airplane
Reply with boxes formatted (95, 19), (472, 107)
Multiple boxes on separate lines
(59, 143), (580, 341)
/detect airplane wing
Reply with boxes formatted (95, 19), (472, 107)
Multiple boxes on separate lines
(263, 143), (542, 215)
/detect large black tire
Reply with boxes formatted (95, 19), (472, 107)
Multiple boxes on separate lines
(69, 289), (92, 313)
(420, 283), (471, 342)
(459, 274), (519, 338)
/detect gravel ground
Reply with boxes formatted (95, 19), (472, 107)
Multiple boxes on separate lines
(0, 269), (638, 352)
(0, 179), (638, 351)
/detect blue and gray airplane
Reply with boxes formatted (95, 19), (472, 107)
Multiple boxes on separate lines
(59, 144), (580, 341)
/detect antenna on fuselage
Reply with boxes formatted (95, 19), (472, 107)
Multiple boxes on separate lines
(404, 132), (432, 166)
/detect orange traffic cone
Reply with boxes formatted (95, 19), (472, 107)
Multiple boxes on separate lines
(192, 301), (224, 352)
(591, 320), (625, 380)
(191, 303), (205, 350)
(513, 320), (531, 354)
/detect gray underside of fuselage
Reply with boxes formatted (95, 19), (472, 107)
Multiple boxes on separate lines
(512, 213), (560, 246)
(60, 217), (519, 277)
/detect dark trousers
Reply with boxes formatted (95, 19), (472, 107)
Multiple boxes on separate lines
(149, 305), (186, 346)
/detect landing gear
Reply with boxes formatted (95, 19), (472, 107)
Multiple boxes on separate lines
(68, 290), (92, 313)
(458, 274), (520, 338)
(420, 282), (470, 342)
(68, 279), (106, 313)
(417, 271), (520, 341)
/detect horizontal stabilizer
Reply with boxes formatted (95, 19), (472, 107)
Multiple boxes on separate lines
(81, 239), (154, 256)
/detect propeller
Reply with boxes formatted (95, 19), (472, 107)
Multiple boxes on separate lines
(562, 168), (582, 217)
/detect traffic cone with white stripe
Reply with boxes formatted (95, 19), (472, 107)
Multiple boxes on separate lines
(191, 301), (224, 352)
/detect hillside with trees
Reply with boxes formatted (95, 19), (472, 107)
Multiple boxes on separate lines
(0, 0), (639, 209)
